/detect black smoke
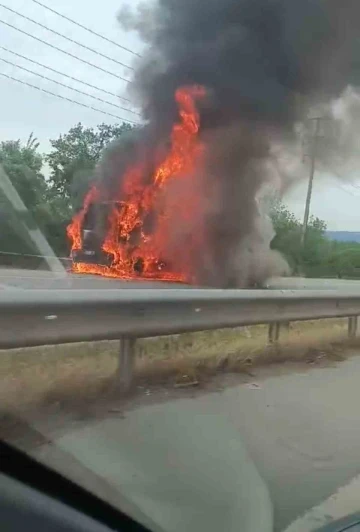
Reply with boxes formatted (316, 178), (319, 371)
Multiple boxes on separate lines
(104, 0), (360, 287)
(123, 0), (360, 124)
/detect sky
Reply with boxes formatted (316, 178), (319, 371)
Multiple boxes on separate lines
(0, 0), (359, 231)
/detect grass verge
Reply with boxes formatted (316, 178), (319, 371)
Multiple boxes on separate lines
(0, 318), (357, 417)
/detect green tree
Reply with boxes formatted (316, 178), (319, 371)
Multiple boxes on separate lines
(270, 202), (302, 273)
(0, 134), (57, 262)
(46, 122), (134, 210)
(0, 134), (74, 258)
(270, 201), (330, 276)
(0, 133), (47, 213)
(301, 217), (331, 276)
(327, 242), (360, 279)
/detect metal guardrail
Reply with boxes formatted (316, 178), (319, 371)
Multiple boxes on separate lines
(1, 288), (360, 391)
(265, 277), (360, 291)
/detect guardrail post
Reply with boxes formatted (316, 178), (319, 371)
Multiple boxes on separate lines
(118, 337), (136, 393)
(268, 322), (281, 344)
(348, 317), (358, 339)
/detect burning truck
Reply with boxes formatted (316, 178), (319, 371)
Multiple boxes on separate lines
(66, 85), (289, 287)
(70, 199), (171, 276)
(68, 86), (208, 284)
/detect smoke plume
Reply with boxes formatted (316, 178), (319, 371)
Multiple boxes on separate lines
(98, 0), (360, 287)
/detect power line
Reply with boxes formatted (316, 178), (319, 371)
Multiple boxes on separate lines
(346, 182), (360, 192)
(338, 185), (358, 197)
(0, 57), (138, 118)
(0, 56), (141, 119)
(0, 45), (134, 105)
(329, 169), (360, 194)
(0, 71), (139, 124)
(0, 19), (131, 84)
(333, 182), (360, 198)
(342, 185), (360, 197)
(31, 0), (142, 58)
(0, 4), (134, 71)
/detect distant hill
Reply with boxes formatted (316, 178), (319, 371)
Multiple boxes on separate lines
(326, 231), (360, 243)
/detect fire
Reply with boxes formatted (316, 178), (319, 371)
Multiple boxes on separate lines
(67, 85), (206, 282)
(66, 185), (99, 251)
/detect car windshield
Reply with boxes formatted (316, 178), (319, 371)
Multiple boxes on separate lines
(1, 1), (360, 532)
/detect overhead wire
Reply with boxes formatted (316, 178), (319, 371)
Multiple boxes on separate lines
(0, 56), (140, 118)
(328, 169), (360, 195)
(332, 182), (360, 197)
(0, 71), (139, 124)
(346, 182), (360, 191)
(0, 4), (134, 71)
(0, 19), (131, 83)
(30, 0), (142, 58)
(0, 45), (134, 105)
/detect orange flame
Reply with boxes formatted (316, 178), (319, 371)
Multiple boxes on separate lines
(67, 85), (206, 282)
(67, 185), (99, 251)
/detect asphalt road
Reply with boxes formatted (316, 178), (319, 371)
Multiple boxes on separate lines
(30, 355), (360, 532)
(3, 268), (360, 291)
(0, 268), (191, 290)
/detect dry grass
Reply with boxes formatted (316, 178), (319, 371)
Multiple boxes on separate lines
(0, 317), (357, 417)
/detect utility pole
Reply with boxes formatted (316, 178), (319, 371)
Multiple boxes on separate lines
(301, 113), (335, 246)
(301, 117), (321, 246)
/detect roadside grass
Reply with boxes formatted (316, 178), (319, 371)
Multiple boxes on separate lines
(0, 318), (356, 415)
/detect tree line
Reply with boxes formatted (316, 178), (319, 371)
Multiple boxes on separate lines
(270, 202), (360, 279)
(0, 122), (359, 278)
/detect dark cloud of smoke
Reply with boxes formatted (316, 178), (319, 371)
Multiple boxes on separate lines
(97, 0), (360, 287)
(122, 0), (360, 125)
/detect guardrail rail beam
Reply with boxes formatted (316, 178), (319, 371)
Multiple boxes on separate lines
(2, 288), (360, 349)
